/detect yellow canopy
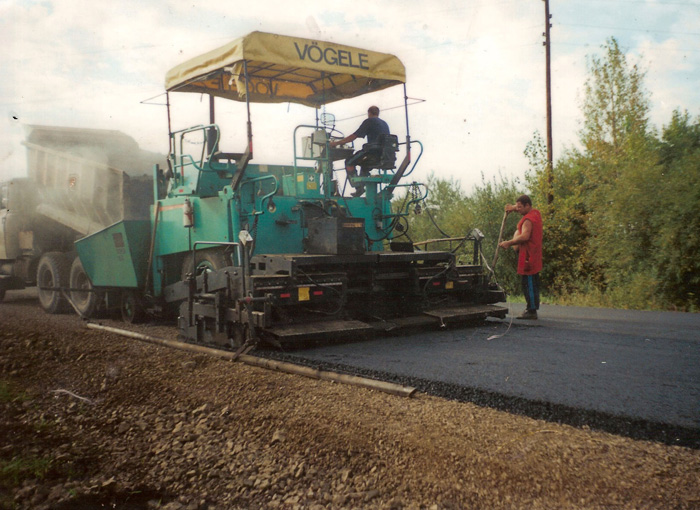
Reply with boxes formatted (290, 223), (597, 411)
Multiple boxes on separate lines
(165, 32), (406, 107)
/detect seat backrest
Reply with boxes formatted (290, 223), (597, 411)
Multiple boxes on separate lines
(377, 134), (399, 169)
(377, 133), (399, 148)
(361, 134), (399, 170)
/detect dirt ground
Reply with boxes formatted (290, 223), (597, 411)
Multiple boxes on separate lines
(1, 292), (699, 510)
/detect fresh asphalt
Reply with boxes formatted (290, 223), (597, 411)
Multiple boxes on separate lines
(270, 303), (700, 447)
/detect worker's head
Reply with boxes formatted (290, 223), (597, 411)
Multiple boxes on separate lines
(368, 106), (380, 118)
(515, 194), (532, 215)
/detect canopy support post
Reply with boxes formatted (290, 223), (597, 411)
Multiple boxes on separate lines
(231, 60), (254, 191)
(207, 94), (217, 156)
(389, 83), (412, 187)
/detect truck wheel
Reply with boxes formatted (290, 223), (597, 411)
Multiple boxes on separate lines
(36, 252), (71, 314)
(0, 289), (5, 303)
(121, 290), (146, 324)
(69, 257), (101, 318)
(180, 250), (229, 280)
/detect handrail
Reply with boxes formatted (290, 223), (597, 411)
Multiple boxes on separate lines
(387, 139), (423, 189)
(293, 124), (334, 167)
(413, 235), (480, 264)
(170, 124), (221, 180)
(381, 182), (428, 220)
(240, 174), (278, 215)
(399, 139), (423, 179)
(413, 236), (471, 249)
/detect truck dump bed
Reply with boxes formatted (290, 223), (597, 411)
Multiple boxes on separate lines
(23, 125), (163, 235)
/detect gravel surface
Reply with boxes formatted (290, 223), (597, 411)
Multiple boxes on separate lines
(1, 290), (699, 509)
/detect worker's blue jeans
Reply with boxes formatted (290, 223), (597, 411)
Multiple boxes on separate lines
(521, 273), (540, 311)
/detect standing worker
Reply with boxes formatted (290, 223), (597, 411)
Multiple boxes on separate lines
(498, 195), (543, 320)
(330, 105), (390, 197)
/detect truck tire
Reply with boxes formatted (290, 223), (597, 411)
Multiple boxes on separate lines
(121, 290), (146, 324)
(69, 257), (101, 318)
(180, 249), (229, 280)
(0, 288), (5, 303)
(36, 252), (71, 314)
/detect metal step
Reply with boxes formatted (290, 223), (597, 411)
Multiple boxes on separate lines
(264, 320), (374, 342)
(368, 315), (439, 332)
(423, 304), (508, 323)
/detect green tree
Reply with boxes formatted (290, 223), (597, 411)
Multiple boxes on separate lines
(652, 110), (700, 309)
(575, 38), (660, 306)
(525, 133), (592, 296)
(581, 37), (650, 159)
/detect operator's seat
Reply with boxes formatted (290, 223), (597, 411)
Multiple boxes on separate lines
(359, 134), (399, 171)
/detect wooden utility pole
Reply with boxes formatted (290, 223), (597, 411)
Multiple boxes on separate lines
(543, 0), (554, 204)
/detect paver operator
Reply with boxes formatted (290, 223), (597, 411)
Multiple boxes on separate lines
(330, 105), (390, 197)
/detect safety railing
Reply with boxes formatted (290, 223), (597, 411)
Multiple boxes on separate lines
(169, 124), (221, 182)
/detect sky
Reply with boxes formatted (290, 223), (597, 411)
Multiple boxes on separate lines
(1, 0), (699, 192)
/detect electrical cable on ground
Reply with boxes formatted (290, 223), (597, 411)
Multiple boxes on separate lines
(485, 210), (514, 340)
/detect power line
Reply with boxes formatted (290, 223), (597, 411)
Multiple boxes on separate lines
(566, 0), (700, 6)
(556, 41), (700, 53)
(559, 22), (700, 37)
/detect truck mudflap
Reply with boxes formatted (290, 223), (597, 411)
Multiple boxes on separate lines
(0, 274), (26, 291)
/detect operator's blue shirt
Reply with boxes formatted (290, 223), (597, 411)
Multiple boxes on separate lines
(353, 117), (390, 144)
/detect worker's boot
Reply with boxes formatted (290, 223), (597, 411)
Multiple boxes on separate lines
(351, 166), (370, 197)
(347, 167), (364, 196)
(351, 185), (365, 197)
(516, 309), (538, 320)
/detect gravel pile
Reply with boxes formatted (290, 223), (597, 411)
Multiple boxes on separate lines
(1, 291), (699, 509)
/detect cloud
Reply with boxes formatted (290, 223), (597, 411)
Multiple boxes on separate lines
(1, 0), (698, 188)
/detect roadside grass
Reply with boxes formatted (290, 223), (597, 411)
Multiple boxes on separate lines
(551, 290), (697, 312)
(0, 456), (54, 485)
(1, 379), (96, 510)
(1, 380), (55, 509)
(505, 291), (698, 312)
(0, 455), (55, 510)
(0, 381), (29, 404)
(500, 293), (556, 306)
(0, 380), (60, 506)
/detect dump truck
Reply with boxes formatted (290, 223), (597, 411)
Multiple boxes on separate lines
(14, 32), (507, 347)
(0, 126), (163, 310)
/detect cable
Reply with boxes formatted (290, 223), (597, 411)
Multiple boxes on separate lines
(487, 309), (514, 340)
(423, 198), (452, 238)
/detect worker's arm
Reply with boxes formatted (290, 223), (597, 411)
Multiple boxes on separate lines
(330, 133), (358, 147)
(499, 219), (532, 249)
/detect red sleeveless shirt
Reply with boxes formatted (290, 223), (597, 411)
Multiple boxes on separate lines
(517, 209), (543, 275)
